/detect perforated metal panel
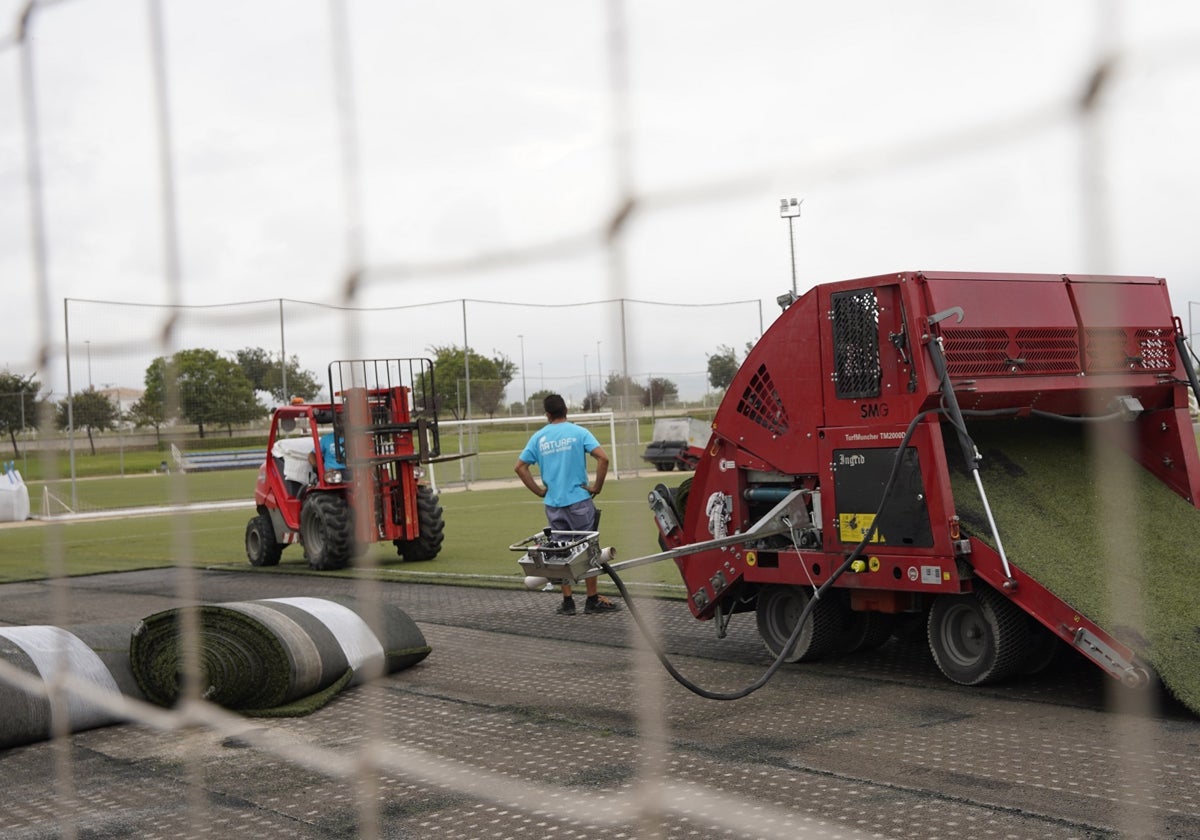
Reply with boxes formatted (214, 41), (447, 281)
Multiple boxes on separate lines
(943, 327), (1081, 377)
(1085, 327), (1176, 372)
(735, 363), (788, 436)
(831, 289), (881, 399)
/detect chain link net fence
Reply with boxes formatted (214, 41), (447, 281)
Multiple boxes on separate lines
(3, 0), (1199, 837)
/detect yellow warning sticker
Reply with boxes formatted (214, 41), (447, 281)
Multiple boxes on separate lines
(838, 513), (885, 544)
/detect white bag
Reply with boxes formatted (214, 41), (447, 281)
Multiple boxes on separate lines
(0, 463), (31, 522)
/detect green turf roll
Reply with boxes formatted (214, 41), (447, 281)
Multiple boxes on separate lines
(946, 418), (1200, 713)
(129, 596), (430, 716)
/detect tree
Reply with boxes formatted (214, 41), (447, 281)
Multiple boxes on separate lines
(527, 389), (556, 414)
(0, 371), (41, 458)
(707, 344), (740, 392)
(604, 373), (645, 409)
(423, 345), (517, 419)
(56, 387), (120, 456)
(128, 388), (168, 444)
(140, 349), (264, 438)
(235, 347), (322, 404)
(582, 390), (608, 412)
(642, 377), (678, 409)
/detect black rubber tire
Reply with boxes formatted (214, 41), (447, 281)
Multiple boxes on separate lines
(655, 462), (674, 472)
(891, 610), (930, 646)
(394, 485), (445, 562)
(755, 585), (841, 663)
(300, 493), (354, 571)
(244, 514), (282, 567)
(673, 477), (692, 525)
(927, 584), (1030, 685)
(836, 610), (898, 654)
(1019, 616), (1066, 675)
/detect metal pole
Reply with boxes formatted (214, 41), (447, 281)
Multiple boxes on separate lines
(596, 340), (602, 395)
(788, 217), (796, 297)
(278, 298), (288, 403)
(461, 298), (472, 420)
(583, 354), (589, 403)
(85, 340), (92, 389)
(64, 300), (77, 509)
(780, 198), (803, 298)
(518, 333), (527, 409)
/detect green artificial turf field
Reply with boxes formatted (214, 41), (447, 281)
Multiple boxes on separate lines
(0, 474), (687, 595)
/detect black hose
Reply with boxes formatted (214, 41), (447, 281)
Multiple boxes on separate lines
(601, 406), (942, 701)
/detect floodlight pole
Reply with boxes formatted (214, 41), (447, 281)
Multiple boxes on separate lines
(779, 197), (803, 298)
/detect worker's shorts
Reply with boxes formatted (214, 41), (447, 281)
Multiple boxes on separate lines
(546, 499), (598, 532)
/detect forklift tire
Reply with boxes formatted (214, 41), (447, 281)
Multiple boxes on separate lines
(755, 584), (840, 663)
(301, 493), (354, 571)
(927, 584), (1030, 685)
(394, 485), (445, 562)
(245, 514), (283, 567)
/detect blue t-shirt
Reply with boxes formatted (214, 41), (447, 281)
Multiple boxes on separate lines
(319, 432), (345, 470)
(518, 421), (600, 508)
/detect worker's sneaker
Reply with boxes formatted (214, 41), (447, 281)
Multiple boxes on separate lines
(584, 595), (620, 614)
(556, 597), (576, 616)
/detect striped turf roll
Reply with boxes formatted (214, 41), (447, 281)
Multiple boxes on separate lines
(0, 623), (140, 749)
(130, 596), (431, 716)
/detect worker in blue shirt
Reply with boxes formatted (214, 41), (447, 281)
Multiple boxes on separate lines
(515, 394), (616, 615)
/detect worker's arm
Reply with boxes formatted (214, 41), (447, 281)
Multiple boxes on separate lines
(514, 459), (546, 498)
(587, 446), (609, 496)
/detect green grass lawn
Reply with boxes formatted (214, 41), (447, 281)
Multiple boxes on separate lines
(1, 474), (689, 596)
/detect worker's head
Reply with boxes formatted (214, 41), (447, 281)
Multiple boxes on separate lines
(544, 393), (567, 420)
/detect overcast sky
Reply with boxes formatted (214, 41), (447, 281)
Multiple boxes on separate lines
(3, 0), (1200, 403)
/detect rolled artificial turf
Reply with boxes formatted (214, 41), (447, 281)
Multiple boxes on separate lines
(945, 417), (1200, 714)
(0, 622), (140, 749)
(0, 596), (431, 748)
(130, 596), (431, 717)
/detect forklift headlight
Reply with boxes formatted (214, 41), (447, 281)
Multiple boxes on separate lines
(325, 469), (346, 485)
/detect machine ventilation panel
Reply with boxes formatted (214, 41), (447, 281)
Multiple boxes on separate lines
(736, 364), (788, 436)
(1084, 327), (1175, 372)
(831, 289), (881, 399)
(942, 327), (1081, 377)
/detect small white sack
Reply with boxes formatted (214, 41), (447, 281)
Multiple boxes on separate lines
(0, 464), (30, 522)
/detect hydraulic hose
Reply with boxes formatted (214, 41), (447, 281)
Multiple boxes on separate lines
(600, 406), (940, 701)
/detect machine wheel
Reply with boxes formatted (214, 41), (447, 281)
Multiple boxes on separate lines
(835, 610), (897, 654)
(244, 513), (282, 567)
(394, 485), (445, 562)
(755, 585), (840, 663)
(655, 462), (674, 472)
(1019, 616), (1066, 675)
(672, 477), (692, 523)
(300, 493), (354, 571)
(927, 584), (1030, 685)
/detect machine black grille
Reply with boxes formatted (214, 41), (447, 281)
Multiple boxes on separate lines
(737, 364), (788, 436)
(831, 289), (881, 399)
